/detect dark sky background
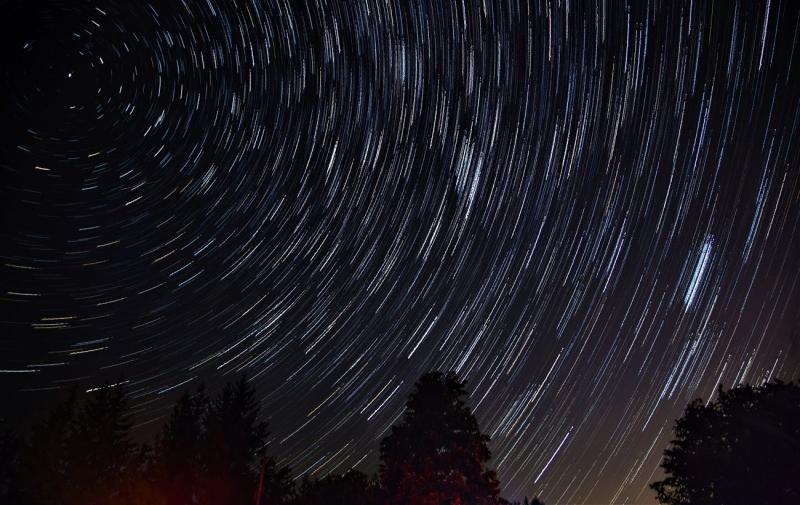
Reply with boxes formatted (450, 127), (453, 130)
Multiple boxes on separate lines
(2, 0), (800, 503)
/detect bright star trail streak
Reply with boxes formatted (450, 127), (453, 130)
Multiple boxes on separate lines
(2, 1), (800, 503)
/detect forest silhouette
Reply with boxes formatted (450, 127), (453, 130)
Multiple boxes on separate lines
(0, 372), (797, 505)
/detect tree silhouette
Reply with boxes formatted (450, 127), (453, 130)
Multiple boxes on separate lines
(198, 375), (293, 505)
(254, 454), (295, 505)
(151, 386), (208, 505)
(16, 383), (146, 505)
(6, 372), (529, 504)
(651, 380), (800, 505)
(380, 371), (502, 505)
(18, 389), (77, 504)
(292, 469), (377, 505)
(508, 498), (545, 505)
(66, 382), (145, 505)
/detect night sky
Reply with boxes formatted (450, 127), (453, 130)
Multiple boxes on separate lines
(2, 0), (800, 503)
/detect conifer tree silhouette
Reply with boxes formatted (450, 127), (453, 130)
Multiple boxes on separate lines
(18, 383), (145, 505)
(18, 389), (77, 504)
(67, 382), (143, 505)
(380, 371), (502, 505)
(292, 469), (376, 505)
(152, 385), (208, 505)
(199, 375), (293, 505)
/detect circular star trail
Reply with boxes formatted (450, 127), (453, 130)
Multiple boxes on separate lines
(2, 1), (800, 503)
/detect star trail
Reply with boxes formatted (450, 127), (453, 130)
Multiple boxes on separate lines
(2, 1), (800, 503)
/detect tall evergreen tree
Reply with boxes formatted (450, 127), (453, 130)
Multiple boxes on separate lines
(380, 371), (502, 505)
(19, 389), (78, 504)
(17, 383), (145, 505)
(200, 375), (272, 505)
(67, 382), (143, 505)
(152, 385), (208, 505)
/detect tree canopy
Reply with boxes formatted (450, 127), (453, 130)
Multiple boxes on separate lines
(5, 377), (294, 505)
(2, 371), (547, 505)
(293, 469), (377, 505)
(15, 384), (145, 505)
(651, 380), (800, 505)
(379, 371), (502, 505)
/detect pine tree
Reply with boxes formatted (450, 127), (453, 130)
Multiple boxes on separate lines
(67, 382), (141, 505)
(18, 383), (144, 505)
(380, 371), (502, 505)
(152, 385), (208, 505)
(200, 376), (271, 505)
(19, 389), (78, 504)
